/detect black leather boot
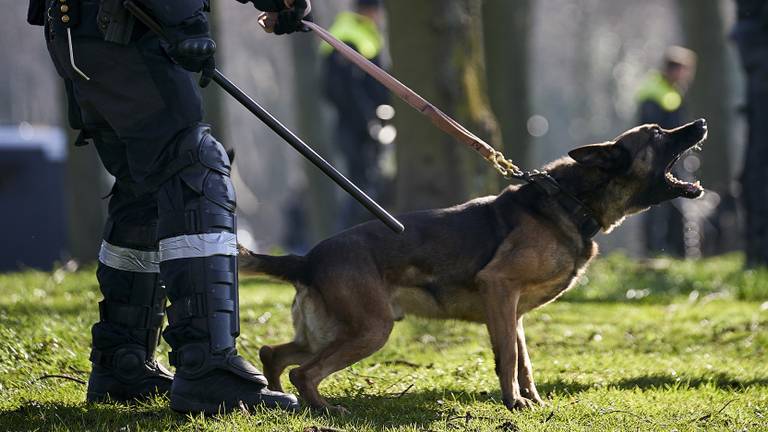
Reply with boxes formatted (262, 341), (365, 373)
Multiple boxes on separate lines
(87, 260), (173, 402)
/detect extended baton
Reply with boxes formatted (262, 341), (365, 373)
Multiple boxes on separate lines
(123, 1), (404, 234)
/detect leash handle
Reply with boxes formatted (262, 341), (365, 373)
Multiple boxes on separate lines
(303, 20), (525, 179)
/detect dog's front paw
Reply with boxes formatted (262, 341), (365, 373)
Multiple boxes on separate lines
(503, 395), (537, 411)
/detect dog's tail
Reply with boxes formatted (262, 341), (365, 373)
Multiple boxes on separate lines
(238, 244), (309, 284)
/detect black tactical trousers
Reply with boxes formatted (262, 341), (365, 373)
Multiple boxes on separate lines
(44, 3), (239, 364)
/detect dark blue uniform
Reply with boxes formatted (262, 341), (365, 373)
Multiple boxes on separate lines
(29, 0), (302, 412)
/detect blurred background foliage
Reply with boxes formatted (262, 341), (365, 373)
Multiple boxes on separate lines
(0, 0), (757, 268)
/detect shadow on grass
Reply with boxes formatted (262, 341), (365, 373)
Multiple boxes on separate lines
(4, 372), (766, 430)
(539, 372), (768, 396)
(611, 372), (768, 391)
(0, 400), (186, 431)
(1, 390), (506, 431)
(0, 303), (94, 319)
(328, 389), (511, 428)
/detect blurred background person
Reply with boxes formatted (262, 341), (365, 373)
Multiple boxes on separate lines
(732, 0), (768, 268)
(321, 0), (392, 228)
(636, 46), (698, 257)
(636, 46), (697, 130)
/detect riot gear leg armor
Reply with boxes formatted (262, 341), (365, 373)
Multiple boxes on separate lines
(87, 130), (173, 402)
(158, 125), (298, 413)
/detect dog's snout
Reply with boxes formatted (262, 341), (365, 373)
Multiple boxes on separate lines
(669, 118), (707, 140)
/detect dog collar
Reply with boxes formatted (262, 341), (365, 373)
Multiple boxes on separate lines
(523, 172), (602, 239)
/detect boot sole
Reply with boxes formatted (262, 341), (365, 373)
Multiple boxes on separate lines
(170, 393), (222, 415)
(170, 393), (300, 415)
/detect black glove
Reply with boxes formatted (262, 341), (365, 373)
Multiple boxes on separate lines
(168, 37), (217, 88)
(274, 0), (312, 35)
(163, 14), (217, 88)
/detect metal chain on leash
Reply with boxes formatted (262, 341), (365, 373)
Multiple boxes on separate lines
(488, 149), (526, 180)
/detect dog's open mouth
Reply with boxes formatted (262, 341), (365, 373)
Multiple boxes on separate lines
(664, 123), (707, 199)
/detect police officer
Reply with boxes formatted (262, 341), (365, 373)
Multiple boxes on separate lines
(27, 0), (310, 414)
(321, 0), (389, 227)
(636, 47), (697, 130)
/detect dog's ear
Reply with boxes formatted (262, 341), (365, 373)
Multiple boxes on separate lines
(568, 142), (630, 172)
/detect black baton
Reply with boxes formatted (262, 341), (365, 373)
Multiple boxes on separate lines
(123, 1), (405, 234)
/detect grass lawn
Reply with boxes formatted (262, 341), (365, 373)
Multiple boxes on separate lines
(1, 254), (767, 431)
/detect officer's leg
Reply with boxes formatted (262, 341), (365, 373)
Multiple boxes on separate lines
(85, 127), (173, 402)
(48, 21), (296, 411)
(158, 125), (298, 413)
(43, 17), (173, 401)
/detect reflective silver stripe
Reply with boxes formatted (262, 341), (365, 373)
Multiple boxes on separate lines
(99, 241), (160, 273)
(159, 232), (237, 262)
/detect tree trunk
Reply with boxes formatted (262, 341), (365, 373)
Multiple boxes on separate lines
(677, 0), (732, 193)
(732, 0), (768, 267)
(483, 0), (531, 177)
(386, 0), (501, 212)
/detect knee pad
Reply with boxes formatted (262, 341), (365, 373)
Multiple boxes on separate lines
(158, 124), (236, 239)
(177, 126), (235, 213)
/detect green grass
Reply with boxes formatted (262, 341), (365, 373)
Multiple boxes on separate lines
(1, 254), (767, 431)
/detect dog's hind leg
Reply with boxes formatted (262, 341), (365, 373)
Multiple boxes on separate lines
(286, 262), (396, 412)
(515, 318), (544, 405)
(288, 320), (393, 414)
(260, 342), (312, 392)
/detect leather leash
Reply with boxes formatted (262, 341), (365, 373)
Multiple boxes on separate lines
(301, 20), (527, 181)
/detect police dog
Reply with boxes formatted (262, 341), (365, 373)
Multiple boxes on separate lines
(239, 119), (707, 412)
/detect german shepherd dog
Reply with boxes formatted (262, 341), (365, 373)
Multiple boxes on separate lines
(239, 119), (708, 412)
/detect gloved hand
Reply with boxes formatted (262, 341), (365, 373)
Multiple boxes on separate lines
(257, 0), (312, 35)
(274, 0), (312, 34)
(163, 14), (217, 88)
(168, 37), (217, 88)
